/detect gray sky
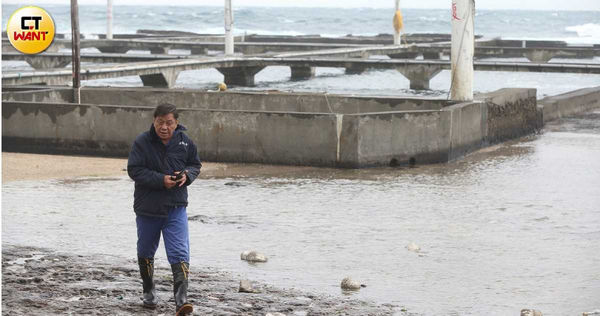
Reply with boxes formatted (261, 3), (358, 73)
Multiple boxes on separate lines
(4, 0), (600, 11)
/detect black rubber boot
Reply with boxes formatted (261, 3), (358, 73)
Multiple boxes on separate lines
(171, 262), (193, 315)
(138, 257), (158, 309)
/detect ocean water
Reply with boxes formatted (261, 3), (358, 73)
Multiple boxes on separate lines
(2, 5), (600, 43)
(2, 5), (600, 97)
(3, 112), (600, 315)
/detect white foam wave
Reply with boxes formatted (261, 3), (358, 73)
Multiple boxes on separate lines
(565, 23), (600, 39)
(279, 18), (295, 23)
(238, 29), (306, 36)
(194, 27), (306, 37)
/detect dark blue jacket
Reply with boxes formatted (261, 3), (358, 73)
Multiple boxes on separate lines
(127, 124), (202, 217)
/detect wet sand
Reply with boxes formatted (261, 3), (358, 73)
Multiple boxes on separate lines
(2, 245), (397, 315)
(2, 153), (399, 315)
(1, 152), (328, 183)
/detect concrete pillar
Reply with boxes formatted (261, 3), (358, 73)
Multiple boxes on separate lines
(523, 50), (556, 63)
(25, 57), (71, 69)
(450, 0), (475, 101)
(139, 69), (180, 88)
(217, 66), (265, 86)
(397, 65), (442, 90)
(387, 52), (419, 59)
(106, 0), (113, 40)
(150, 46), (170, 55)
(224, 0), (234, 56)
(290, 66), (315, 80)
(97, 46), (129, 54)
(191, 47), (208, 55)
(345, 65), (368, 75)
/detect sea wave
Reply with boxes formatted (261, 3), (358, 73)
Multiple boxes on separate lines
(565, 23), (600, 38)
(195, 27), (307, 37)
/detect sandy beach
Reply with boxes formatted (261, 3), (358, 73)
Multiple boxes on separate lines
(2, 152), (328, 183)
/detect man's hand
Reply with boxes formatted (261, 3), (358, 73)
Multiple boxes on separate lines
(163, 175), (177, 189)
(174, 171), (187, 187)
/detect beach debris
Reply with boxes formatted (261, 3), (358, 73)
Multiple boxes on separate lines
(406, 242), (421, 253)
(239, 279), (258, 293)
(340, 277), (365, 290)
(241, 250), (268, 263)
(265, 313), (286, 316)
(583, 310), (600, 316)
(218, 82), (227, 91)
(521, 309), (543, 316)
(187, 214), (210, 223)
(225, 181), (247, 187)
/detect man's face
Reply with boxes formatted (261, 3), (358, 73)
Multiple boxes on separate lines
(153, 113), (178, 142)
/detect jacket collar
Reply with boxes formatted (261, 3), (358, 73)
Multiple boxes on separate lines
(149, 124), (187, 143)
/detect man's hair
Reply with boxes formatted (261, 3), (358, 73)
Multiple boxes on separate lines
(153, 103), (179, 119)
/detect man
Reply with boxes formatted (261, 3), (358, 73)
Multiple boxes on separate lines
(127, 103), (201, 315)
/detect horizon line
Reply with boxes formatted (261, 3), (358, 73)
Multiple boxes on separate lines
(1, 3), (600, 12)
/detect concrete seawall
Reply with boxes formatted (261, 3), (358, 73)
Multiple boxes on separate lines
(2, 102), (341, 166)
(539, 87), (600, 122)
(480, 88), (539, 144)
(3, 86), (598, 168)
(3, 87), (449, 114)
(87, 88), (450, 114)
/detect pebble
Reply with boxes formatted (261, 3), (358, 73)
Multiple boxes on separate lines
(241, 250), (268, 263)
(521, 309), (543, 316)
(406, 242), (421, 253)
(265, 313), (286, 316)
(239, 279), (258, 293)
(340, 277), (363, 291)
(583, 310), (600, 316)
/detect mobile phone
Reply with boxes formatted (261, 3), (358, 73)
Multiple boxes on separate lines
(170, 170), (185, 181)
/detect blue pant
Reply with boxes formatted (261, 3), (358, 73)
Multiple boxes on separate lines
(136, 206), (190, 265)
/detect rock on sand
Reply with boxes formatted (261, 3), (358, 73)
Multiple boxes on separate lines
(340, 277), (364, 291)
(241, 250), (268, 262)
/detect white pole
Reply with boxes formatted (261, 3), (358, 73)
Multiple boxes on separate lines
(224, 0), (234, 55)
(450, 0), (474, 101)
(393, 0), (401, 45)
(107, 0), (113, 39)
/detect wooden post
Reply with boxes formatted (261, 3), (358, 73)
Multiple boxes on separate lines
(71, 0), (81, 103)
(107, 0), (113, 40)
(450, 0), (474, 101)
(224, 0), (234, 55)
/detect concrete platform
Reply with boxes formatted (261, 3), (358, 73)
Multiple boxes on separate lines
(3, 85), (580, 168)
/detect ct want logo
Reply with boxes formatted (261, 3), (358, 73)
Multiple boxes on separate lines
(6, 6), (55, 55)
